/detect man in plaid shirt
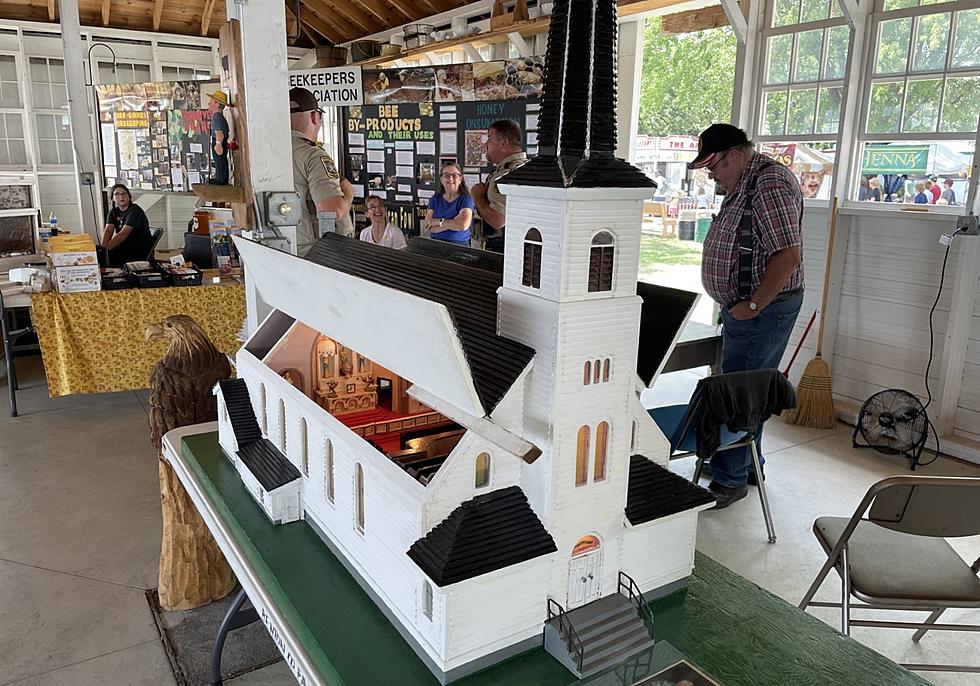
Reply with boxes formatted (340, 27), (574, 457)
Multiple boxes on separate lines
(691, 124), (804, 508)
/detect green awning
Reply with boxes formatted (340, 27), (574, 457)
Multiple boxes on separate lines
(862, 145), (929, 175)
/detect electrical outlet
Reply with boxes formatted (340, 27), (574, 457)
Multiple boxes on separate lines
(956, 215), (979, 236)
(80, 172), (96, 186)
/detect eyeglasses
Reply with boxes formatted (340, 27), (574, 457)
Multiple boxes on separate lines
(441, 172), (461, 179)
(366, 204), (384, 211)
(112, 192), (128, 197)
(706, 150), (730, 174)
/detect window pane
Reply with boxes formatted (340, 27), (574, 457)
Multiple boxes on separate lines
(794, 30), (823, 81)
(952, 8), (980, 68)
(162, 66), (179, 80)
(824, 25), (849, 80)
(5, 112), (23, 138)
(912, 12), (950, 72)
(51, 84), (67, 109)
(903, 79), (941, 132)
(58, 140), (72, 164)
(830, 0), (842, 18)
(817, 86), (843, 133)
(57, 115), (72, 141)
(773, 0), (799, 27)
(800, 0), (827, 23)
(876, 18), (912, 75)
(29, 57), (48, 84)
(134, 64), (151, 82)
(762, 90), (788, 135)
(8, 139), (26, 165)
(38, 139), (58, 165)
(0, 55), (15, 81)
(0, 82), (20, 108)
(98, 63), (116, 84)
(883, 0), (916, 9)
(867, 81), (905, 133)
(35, 113), (55, 139)
(787, 88), (818, 134)
(49, 59), (65, 84)
(940, 76), (980, 132)
(767, 34), (793, 84)
(31, 85), (50, 109)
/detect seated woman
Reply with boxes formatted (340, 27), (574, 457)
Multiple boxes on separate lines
(101, 184), (152, 267)
(423, 163), (473, 246)
(359, 195), (407, 250)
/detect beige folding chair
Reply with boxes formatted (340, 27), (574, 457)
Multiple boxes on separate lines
(799, 475), (980, 674)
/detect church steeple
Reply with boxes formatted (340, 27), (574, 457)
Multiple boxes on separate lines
(502, 0), (654, 188)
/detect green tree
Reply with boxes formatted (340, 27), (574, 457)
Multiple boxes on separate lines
(638, 18), (737, 137)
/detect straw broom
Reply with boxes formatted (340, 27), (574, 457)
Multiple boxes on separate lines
(783, 197), (838, 428)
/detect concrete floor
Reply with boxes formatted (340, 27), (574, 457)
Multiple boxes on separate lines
(1, 358), (977, 685)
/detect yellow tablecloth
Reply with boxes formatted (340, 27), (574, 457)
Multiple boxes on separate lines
(32, 284), (246, 397)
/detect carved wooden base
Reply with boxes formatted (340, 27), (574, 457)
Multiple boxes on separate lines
(158, 459), (237, 611)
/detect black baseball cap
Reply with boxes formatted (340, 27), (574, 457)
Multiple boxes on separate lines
(688, 123), (750, 169)
(289, 87), (323, 114)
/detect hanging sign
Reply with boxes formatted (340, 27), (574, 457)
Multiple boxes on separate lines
(862, 144), (929, 175)
(759, 143), (797, 167)
(289, 66), (363, 107)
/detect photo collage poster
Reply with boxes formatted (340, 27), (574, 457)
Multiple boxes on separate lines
(96, 79), (220, 193)
(343, 57), (543, 235)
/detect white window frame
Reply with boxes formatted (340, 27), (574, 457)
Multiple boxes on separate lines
(160, 65), (212, 81)
(0, 52), (29, 169)
(28, 56), (73, 169)
(96, 60), (153, 86)
(859, 1), (980, 141)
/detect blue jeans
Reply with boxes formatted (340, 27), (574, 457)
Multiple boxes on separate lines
(710, 289), (803, 487)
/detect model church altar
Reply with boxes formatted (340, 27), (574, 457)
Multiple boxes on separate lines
(214, 0), (715, 681)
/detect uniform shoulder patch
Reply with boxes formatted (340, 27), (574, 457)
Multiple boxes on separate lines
(320, 155), (339, 179)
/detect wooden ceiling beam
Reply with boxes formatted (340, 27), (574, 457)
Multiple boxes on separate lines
(305, 0), (381, 36)
(47, 0), (56, 21)
(298, 2), (348, 44)
(286, 1), (335, 45)
(662, 5), (729, 34)
(385, 0), (433, 22)
(152, 0), (165, 31)
(351, 0), (411, 24)
(201, 0), (219, 36)
(101, 0), (110, 26)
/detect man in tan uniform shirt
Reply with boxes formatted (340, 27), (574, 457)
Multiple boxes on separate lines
(289, 87), (354, 254)
(471, 119), (527, 253)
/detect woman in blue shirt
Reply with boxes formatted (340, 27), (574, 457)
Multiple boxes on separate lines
(424, 163), (474, 245)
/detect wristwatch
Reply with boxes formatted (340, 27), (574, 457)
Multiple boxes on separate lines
(749, 301), (759, 311)
(439, 218), (444, 228)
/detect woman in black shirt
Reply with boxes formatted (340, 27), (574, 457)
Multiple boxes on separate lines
(102, 183), (152, 267)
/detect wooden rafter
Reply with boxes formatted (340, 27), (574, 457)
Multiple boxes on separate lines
(101, 0), (110, 26)
(152, 0), (165, 31)
(286, 1), (331, 45)
(298, 2), (348, 44)
(384, 0), (432, 22)
(201, 0), (219, 36)
(306, 0), (380, 36)
(353, 0), (411, 24)
(47, 0), (56, 21)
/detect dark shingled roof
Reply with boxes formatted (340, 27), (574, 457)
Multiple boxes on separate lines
(218, 378), (263, 446)
(405, 237), (504, 274)
(237, 438), (301, 492)
(625, 455), (715, 525)
(407, 486), (557, 587)
(636, 282), (700, 386)
(305, 234), (534, 415)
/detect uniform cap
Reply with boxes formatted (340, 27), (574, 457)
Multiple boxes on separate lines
(289, 87), (323, 114)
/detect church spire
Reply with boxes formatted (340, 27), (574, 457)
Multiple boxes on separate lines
(502, 0), (653, 188)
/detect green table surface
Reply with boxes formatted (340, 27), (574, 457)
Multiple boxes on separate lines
(180, 432), (929, 686)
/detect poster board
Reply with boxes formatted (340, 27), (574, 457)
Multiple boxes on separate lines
(342, 58), (543, 235)
(96, 79), (221, 192)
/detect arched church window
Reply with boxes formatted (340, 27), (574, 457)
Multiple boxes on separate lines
(588, 231), (615, 292)
(575, 425), (590, 486)
(522, 227), (542, 288)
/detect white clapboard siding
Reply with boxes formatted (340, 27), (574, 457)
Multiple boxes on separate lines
(954, 271), (980, 442)
(828, 213), (958, 408)
(781, 205), (828, 382)
(620, 511), (699, 594)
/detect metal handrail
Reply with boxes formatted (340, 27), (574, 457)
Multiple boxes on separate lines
(617, 571), (655, 634)
(547, 598), (585, 672)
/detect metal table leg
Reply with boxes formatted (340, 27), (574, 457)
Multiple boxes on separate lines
(210, 587), (260, 686)
(1, 291), (18, 417)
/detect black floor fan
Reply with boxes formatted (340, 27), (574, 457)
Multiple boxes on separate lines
(852, 389), (930, 469)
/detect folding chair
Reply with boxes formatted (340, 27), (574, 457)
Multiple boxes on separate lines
(648, 375), (779, 544)
(799, 475), (980, 674)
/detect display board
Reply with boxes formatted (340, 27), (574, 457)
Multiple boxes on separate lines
(342, 59), (543, 235)
(96, 80), (221, 192)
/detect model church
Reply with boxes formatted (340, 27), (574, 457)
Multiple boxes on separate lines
(214, 0), (714, 681)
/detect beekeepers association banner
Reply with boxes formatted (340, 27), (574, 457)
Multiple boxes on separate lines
(289, 66), (363, 107)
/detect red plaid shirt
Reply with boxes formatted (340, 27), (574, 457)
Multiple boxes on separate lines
(701, 153), (804, 307)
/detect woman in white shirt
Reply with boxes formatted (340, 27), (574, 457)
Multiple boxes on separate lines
(359, 195), (407, 250)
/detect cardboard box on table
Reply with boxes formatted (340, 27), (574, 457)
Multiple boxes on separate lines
(48, 235), (98, 268)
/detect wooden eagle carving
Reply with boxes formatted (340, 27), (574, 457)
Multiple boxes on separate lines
(147, 314), (236, 610)
(147, 314), (231, 449)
